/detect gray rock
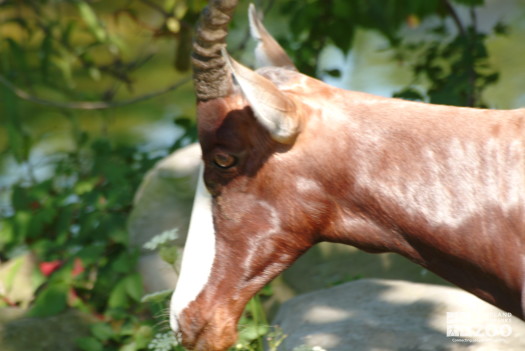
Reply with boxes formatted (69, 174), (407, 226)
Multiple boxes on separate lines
(128, 142), (201, 250)
(273, 279), (525, 351)
(266, 243), (451, 318)
(281, 243), (450, 295)
(128, 143), (201, 293)
(0, 308), (96, 351)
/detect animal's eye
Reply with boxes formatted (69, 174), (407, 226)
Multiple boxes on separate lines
(213, 153), (237, 169)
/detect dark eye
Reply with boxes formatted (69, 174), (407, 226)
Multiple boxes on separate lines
(213, 152), (237, 169)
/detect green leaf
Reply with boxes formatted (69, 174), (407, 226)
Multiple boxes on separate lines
(6, 119), (31, 164)
(89, 66), (102, 81)
(76, 1), (107, 42)
(40, 27), (54, 81)
(141, 289), (173, 304)
(5, 38), (29, 74)
(328, 20), (353, 53)
(258, 284), (273, 297)
(11, 211), (31, 242)
(1, 17), (30, 35)
(333, 0), (353, 18)
(124, 273), (143, 302)
(133, 325), (154, 349)
(159, 245), (179, 265)
(322, 69), (342, 78)
(452, 0), (484, 5)
(77, 245), (105, 265)
(52, 55), (74, 88)
(393, 88), (425, 101)
(118, 341), (137, 351)
(28, 282), (68, 317)
(74, 178), (97, 195)
(108, 279), (129, 309)
(76, 337), (104, 351)
(108, 273), (143, 309)
(0, 219), (14, 250)
(91, 322), (116, 342)
(238, 324), (269, 342)
(111, 252), (136, 274)
(117, 320), (136, 337)
(26, 207), (57, 240)
(494, 22), (508, 36)
(61, 20), (77, 47)
(12, 186), (30, 210)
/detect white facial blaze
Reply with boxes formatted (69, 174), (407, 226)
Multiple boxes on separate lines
(170, 164), (216, 333)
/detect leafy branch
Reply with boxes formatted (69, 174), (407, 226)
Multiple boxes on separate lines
(442, 0), (467, 38)
(0, 74), (191, 110)
(394, 0), (502, 107)
(0, 0), (198, 106)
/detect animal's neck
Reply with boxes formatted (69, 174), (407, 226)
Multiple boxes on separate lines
(310, 95), (525, 317)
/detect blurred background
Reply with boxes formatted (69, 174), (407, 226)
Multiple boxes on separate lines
(1, 0), (525, 350)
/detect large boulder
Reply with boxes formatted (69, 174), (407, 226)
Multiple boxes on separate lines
(273, 279), (525, 351)
(0, 308), (96, 351)
(281, 243), (450, 294)
(128, 142), (201, 249)
(128, 143), (201, 293)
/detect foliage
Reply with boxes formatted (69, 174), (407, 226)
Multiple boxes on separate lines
(279, 0), (445, 76)
(2, 132), (163, 350)
(0, 0), (519, 351)
(393, 2), (505, 107)
(278, 0), (503, 107)
(0, 0), (204, 101)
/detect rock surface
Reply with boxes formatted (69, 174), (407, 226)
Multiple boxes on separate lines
(128, 142), (201, 249)
(282, 242), (450, 295)
(273, 279), (525, 351)
(0, 308), (96, 351)
(128, 143), (201, 293)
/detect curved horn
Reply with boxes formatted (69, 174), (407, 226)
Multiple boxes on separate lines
(248, 4), (297, 70)
(222, 49), (299, 143)
(192, 0), (239, 101)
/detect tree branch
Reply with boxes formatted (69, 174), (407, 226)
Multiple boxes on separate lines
(441, 0), (467, 38)
(441, 0), (480, 107)
(0, 75), (191, 110)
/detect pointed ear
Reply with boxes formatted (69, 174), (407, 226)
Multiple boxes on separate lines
(248, 4), (297, 71)
(222, 49), (300, 144)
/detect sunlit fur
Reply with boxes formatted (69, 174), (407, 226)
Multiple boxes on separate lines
(174, 66), (525, 350)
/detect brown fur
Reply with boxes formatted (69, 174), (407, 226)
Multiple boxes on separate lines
(177, 68), (525, 350)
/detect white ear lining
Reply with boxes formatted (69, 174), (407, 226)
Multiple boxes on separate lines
(222, 49), (299, 143)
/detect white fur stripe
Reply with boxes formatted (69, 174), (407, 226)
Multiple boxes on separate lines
(170, 164), (216, 333)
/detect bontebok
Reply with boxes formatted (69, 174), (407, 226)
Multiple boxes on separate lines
(170, 2), (525, 350)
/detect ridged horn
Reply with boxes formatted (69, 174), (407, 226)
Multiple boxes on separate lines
(222, 49), (299, 144)
(248, 4), (297, 71)
(192, 0), (239, 101)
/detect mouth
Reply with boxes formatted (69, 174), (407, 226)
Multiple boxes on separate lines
(169, 313), (183, 342)
(169, 312), (179, 332)
(167, 304), (240, 351)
